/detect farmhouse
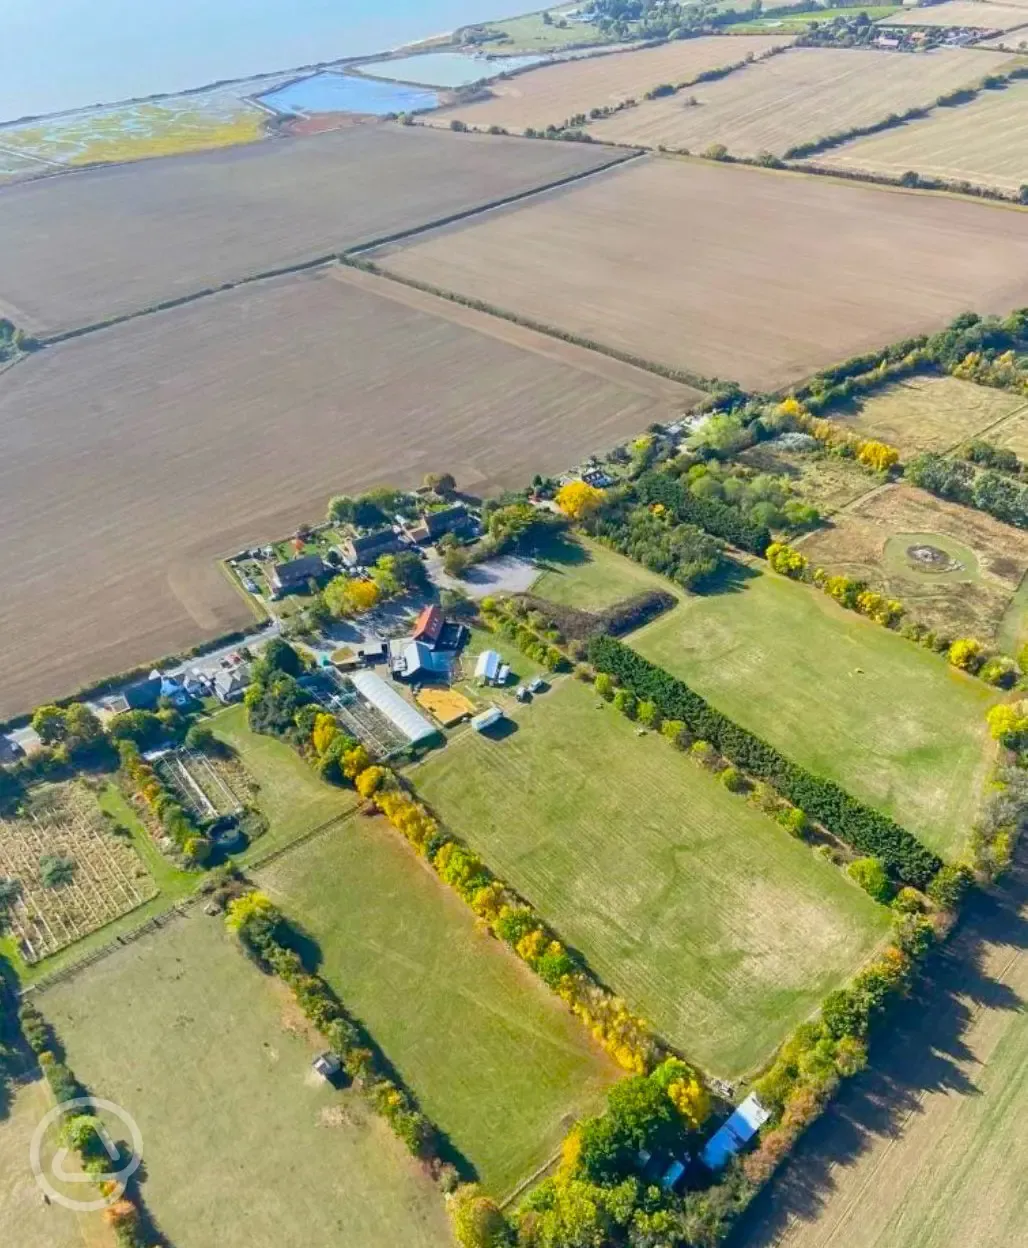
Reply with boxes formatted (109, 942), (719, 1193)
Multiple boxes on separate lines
(406, 504), (471, 545)
(269, 554), (326, 597)
(700, 1093), (771, 1171)
(412, 604), (445, 647)
(214, 667), (250, 704)
(349, 670), (438, 743)
(343, 528), (402, 565)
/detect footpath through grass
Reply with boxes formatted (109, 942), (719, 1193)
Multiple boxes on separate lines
(632, 565), (996, 860)
(259, 817), (617, 1196)
(37, 909), (453, 1248)
(416, 678), (888, 1078)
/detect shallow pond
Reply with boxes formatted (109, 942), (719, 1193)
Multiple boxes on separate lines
(257, 71), (439, 116)
(357, 50), (548, 88)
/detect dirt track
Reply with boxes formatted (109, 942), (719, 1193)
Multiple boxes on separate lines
(377, 155), (1028, 390)
(0, 267), (694, 718)
(0, 123), (622, 337)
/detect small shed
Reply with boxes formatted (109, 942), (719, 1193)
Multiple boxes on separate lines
(471, 707), (504, 733)
(700, 1093), (771, 1171)
(474, 649), (502, 684)
(312, 1052), (341, 1079)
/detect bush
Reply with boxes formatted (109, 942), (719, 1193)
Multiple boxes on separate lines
(847, 857), (892, 903)
(927, 862), (974, 911)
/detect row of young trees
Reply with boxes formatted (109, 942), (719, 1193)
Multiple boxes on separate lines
(906, 450), (1028, 532)
(225, 891), (439, 1160)
(19, 1001), (160, 1247)
(589, 636), (943, 887)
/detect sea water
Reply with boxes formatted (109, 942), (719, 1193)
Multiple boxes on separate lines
(357, 50), (548, 88)
(0, 0), (526, 122)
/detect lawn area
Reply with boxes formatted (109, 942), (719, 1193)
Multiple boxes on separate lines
(258, 817), (617, 1196)
(632, 565), (997, 859)
(416, 678), (889, 1079)
(732, 5), (900, 30)
(474, 6), (610, 53)
(0, 1078), (110, 1248)
(209, 704), (357, 861)
(36, 909), (453, 1248)
(531, 534), (676, 612)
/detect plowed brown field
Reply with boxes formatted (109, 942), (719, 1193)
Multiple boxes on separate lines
(0, 266), (694, 718)
(0, 124), (623, 338)
(376, 156), (1028, 389)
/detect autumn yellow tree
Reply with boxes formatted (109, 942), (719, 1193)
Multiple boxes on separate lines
(342, 744), (371, 781)
(323, 575), (381, 618)
(856, 440), (900, 473)
(556, 480), (604, 521)
(948, 637), (985, 672)
(311, 711), (338, 756)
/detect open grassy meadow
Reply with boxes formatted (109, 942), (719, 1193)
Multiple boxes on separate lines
(632, 563), (996, 859)
(210, 704), (357, 860)
(258, 818), (617, 1195)
(376, 156), (1028, 391)
(0, 123), (622, 337)
(0, 265), (690, 720)
(430, 35), (792, 134)
(36, 909), (453, 1248)
(531, 534), (674, 611)
(416, 677), (889, 1078)
(0, 1078), (110, 1248)
(822, 77), (1028, 197)
(798, 482), (1028, 647)
(831, 374), (1028, 457)
(587, 46), (1014, 159)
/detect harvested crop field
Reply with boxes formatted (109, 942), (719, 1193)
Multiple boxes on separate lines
(428, 34), (792, 134)
(882, 0), (1028, 27)
(821, 78), (1028, 196)
(586, 46), (1014, 158)
(417, 677), (889, 1078)
(37, 908), (454, 1248)
(0, 123), (625, 337)
(0, 266), (693, 719)
(259, 817), (618, 1196)
(831, 374), (1028, 457)
(375, 156), (1028, 390)
(797, 482), (1028, 647)
(631, 561), (997, 859)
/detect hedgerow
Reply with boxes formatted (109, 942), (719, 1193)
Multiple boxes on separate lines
(588, 636), (942, 888)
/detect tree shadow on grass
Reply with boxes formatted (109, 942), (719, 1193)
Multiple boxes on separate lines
(531, 532), (591, 574)
(697, 559), (760, 598)
(727, 851), (1028, 1247)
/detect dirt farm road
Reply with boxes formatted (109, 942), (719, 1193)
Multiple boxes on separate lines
(729, 854), (1028, 1248)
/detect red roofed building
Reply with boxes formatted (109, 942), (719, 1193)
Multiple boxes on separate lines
(411, 604), (444, 647)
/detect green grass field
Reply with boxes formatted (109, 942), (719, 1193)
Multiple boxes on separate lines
(732, 5), (900, 31)
(259, 818), (617, 1195)
(475, 6), (609, 53)
(210, 704), (357, 861)
(531, 534), (674, 612)
(632, 566), (996, 860)
(416, 678), (888, 1078)
(36, 909), (453, 1248)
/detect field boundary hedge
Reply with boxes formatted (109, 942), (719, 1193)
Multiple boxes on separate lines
(588, 635), (943, 886)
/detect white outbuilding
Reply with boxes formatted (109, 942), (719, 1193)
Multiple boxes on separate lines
(349, 670), (437, 743)
(474, 649), (502, 684)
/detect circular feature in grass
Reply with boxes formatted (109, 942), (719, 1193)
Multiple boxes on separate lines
(883, 531), (980, 584)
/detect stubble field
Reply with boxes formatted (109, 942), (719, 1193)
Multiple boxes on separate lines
(416, 677), (889, 1078)
(587, 46), (1013, 158)
(821, 78), (1028, 196)
(429, 34), (792, 134)
(0, 266), (692, 719)
(376, 156), (1028, 390)
(0, 123), (623, 337)
(630, 563), (997, 859)
(259, 817), (618, 1195)
(36, 910), (454, 1248)
(881, 1), (1028, 27)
